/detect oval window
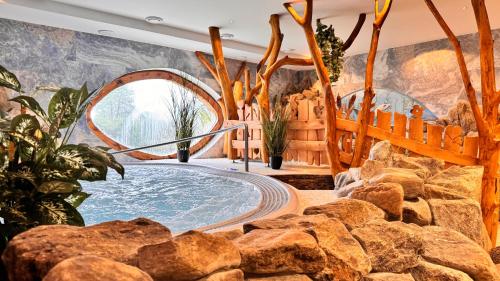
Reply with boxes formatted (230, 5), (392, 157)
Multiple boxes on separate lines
(86, 69), (223, 160)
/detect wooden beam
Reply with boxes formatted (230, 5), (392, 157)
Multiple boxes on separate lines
(423, 0), (486, 135)
(232, 61), (247, 86)
(342, 13), (367, 52)
(195, 51), (220, 85)
(351, 0), (392, 167)
(284, 0), (343, 176)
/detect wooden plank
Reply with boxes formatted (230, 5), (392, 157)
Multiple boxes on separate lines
(252, 104), (261, 160)
(426, 124), (444, 148)
(409, 118), (424, 142)
(307, 99), (320, 166)
(336, 118), (478, 166)
(296, 99), (309, 163)
(393, 113), (407, 137)
(443, 125), (462, 153)
(232, 140), (263, 149)
(463, 136), (479, 157)
(376, 110), (392, 131)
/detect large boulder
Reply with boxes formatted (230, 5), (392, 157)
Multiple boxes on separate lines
(351, 183), (404, 220)
(235, 229), (326, 275)
(368, 140), (393, 165)
(246, 275), (312, 281)
(138, 230), (240, 281)
(211, 229), (244, 241)
(491, 246), (500, 264)
(335, 180), (365, 198)
(303, 198), (386, 230)
(422, 184), (468, 200)
(351, 220), (424, 273)
(363, 272), (415, 281)
(368, 169), (424, 199)
(335, 169), (358, 189)
(244, 214), (371, 281)
(42, 256), (153, 281)
(402, 198), (432, 226)
(359, 160), (385, 180)
(426, 166), (483, 202)
(427, 199), (491, 251)
(420, 226), (500, 281)
(2, 218), (172, 281)
(409, 260), (473, 281)
(197, 269), (244, 281)
(391, 154), (444, 178)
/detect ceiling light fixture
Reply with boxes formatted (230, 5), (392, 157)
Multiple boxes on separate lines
(97, 29), (115, 36)
(145, 16), (164, 24)
(220, 33), (234, 39)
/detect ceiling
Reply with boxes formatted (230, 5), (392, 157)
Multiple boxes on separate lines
(1, 0), (499, 65)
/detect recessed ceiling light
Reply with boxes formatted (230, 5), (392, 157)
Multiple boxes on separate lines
(145, 16), (164, 24)
(220, 33), (234, 39)
(97, 30), (114, 36)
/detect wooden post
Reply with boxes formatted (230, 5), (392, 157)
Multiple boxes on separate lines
(351, 0), (393, 167)
(424, 0), (500, 243)
(284, 0), (344, 175)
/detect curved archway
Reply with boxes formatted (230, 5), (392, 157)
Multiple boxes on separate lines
(86, 69), (224, 160)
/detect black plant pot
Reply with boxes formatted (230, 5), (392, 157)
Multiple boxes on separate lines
(270, 156), (283, 170)
(177, 150), (190, 163)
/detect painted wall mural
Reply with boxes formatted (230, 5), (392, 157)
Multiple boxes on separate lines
(333, 28), (500, 118)
(0, 18), (311, 159)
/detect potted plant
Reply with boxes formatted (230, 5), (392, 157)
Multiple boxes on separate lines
(0, 64), (124, 253)
(262, 103), (290, 170)
(167, 78), (200, 163)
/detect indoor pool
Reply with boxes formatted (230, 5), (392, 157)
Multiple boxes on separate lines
(78, 164), (264, 233)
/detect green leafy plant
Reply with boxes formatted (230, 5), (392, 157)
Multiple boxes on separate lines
(262, 104), (290, 157)
(315, 19), (345, 83)
(166, 78), (200, 151)
(0, 65), (124, 251)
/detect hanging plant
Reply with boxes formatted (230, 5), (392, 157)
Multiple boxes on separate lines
(315, 19), (345, 83)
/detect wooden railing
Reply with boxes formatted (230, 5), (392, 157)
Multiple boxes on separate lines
(226, 98), (480, 167)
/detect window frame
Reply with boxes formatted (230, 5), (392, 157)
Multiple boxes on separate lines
(86, 69), (224, 160)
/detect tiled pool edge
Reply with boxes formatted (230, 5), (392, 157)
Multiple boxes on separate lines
(124, 162), (300, 233)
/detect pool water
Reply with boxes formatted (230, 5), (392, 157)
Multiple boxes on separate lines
(78, 165), (262, 233)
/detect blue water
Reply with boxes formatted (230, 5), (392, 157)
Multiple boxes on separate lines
(78, 165), (262, 233)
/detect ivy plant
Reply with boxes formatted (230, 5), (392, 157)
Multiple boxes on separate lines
(0, 64), (124, 251)
(315, 19), (345, 83)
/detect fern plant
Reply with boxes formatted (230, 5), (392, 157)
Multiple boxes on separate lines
(315, 19), (345, 83)
(0, 64), (124, 252)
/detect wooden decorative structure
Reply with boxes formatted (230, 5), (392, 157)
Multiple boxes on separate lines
(86, 69), (224, 160)
(351, 0), (393, 167)
(424, 0), (500, 244)
(284, 0), (366, 176)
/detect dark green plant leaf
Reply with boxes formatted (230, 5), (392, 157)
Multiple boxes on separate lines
(7, 169), (37, 190)
(78, 158), (107, 181)
(9, 96), (48, 120)
(65, 191), (90, 208)
(33, 198), (84, 226)
(38, 166), (82, 182)
(49, 144), (92, 171)
(37, 180), (81, 194)
(48, 87), (81, 129)
(315, 19), (345, 83)
(8, 132), (39, 147)
(10, 114), (40, 135)
(0, 64), (21, 92)
(87, 146), (124, 179)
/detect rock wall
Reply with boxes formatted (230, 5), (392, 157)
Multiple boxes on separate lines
(0, 18), (312, 159)
(332, 28), (500, 118)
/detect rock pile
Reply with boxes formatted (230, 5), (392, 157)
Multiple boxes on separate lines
(1, 140), (498, 281)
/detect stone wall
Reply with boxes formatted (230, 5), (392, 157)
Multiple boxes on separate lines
(332, 28), (500, 117)
(0, 18), (312, 158)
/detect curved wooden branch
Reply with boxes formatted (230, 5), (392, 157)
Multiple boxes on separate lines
(284, 1), (312, 26)
(262, 56), (313, 81)
(284, 0), (343, 175)
(195, 51), (220, 84)
(375, 0), (393, 26)
(424, 0), (487, 135)
(351, 0), (392, 167)
(257, 36), (275, 73)
(342, 13), (367, 52)
(232, 61), (246, 86)
(244, 67), (252, 103)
